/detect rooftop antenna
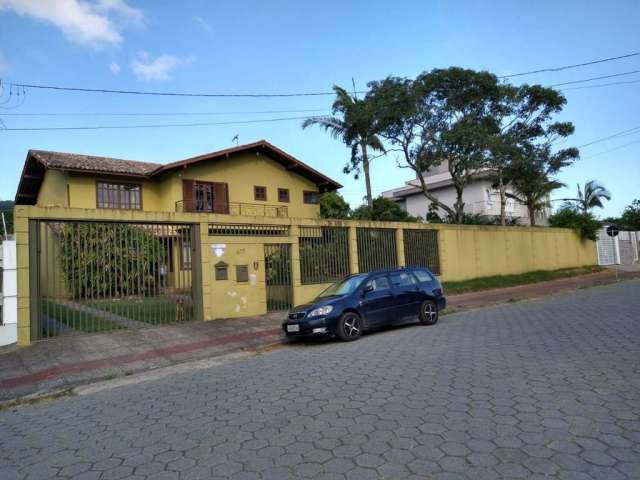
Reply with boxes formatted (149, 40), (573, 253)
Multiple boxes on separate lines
(231, 134), (239, 146)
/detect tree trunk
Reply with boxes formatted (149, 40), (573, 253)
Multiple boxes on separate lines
(528, 204), (536, 226)
(415, 169), (456, 220)
(361, 142), (373, 209)
(498, 175), (507, 227)
(453, 185), (465, 224)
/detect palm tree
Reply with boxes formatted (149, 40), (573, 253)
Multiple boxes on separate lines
(507, 178), (564, 226)
(561, 180), (611, 213)
(302, 86), (384, 208)
(505, 144), (571, 226)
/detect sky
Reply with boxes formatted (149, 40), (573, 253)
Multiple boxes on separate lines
(0, 0), (638, 218)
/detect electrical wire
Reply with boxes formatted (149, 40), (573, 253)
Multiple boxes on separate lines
(577, 126), (640, 148)
(0, 114), (327, 131)
(560, 78), (640, 91)
(0, 108), (328, 117)
(549, 70), (640, 87)
(4, 51), (640, 98)
(498, 52), (640, 79)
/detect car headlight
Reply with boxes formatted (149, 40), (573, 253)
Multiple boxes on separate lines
(308, 305), (333, 317)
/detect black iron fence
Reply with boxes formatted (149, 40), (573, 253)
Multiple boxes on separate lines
(32, 220), (200, 341)
(300, 226), (350, 284)
(403, 229), (441, 275)
(356, 228), (398, 272)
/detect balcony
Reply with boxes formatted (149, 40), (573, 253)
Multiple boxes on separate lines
(469, 199), (550, 223)
(176, 200), (288, 218)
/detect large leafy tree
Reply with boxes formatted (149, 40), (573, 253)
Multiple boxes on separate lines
(486, 84), (575, 225)
(560, 180), (611, 213)
(351, 196), (418, 222)
(505, 143), (578, 226)
(302, 86), (384, 208)
(619, 199), (640, 229)
(319, 192), (351, 219)
(368, 68), (501, 224)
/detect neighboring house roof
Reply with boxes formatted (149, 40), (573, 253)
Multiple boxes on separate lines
(16, 140), (342, 205)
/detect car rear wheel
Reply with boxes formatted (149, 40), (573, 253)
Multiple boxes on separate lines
(336, 312), (363, 341)
(419, 299), (438, 325)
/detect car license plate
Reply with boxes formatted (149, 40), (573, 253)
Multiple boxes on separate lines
(287, 324), (300, 333)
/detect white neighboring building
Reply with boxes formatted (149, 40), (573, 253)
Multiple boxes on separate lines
(0, 239), (17, 346)
(382, 161), (550, 224)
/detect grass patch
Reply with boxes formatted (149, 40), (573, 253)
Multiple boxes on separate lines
(89, 297), (193, 325)
(41, 300), (123, 334)
(443, 265), (605, 295)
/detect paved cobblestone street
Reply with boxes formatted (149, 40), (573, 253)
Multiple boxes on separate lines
(1, 280), (639, 479)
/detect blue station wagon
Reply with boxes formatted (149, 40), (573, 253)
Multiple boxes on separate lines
(282, 267), (446, 341)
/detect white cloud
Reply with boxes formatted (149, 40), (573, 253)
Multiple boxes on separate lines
(96, 0), (143, 27)
(109, 61), (120, 74)
(0, 0), (143, 48)
(131, 51), (194, 81)
(192, 15), (211, 32)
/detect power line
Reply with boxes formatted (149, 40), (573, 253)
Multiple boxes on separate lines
(4, 51), (640, 99)
(498, 52), (640, 79)
(0, 115), (325, 131)
(2, 74), (638, 119)
(549, 69), (640, 87)
(6, 82), (348, 98)
(583, 139), (640, 159)
(0, 108), (328, 117)
(560, 78), (640, 91)
(577, 126), (640, 148)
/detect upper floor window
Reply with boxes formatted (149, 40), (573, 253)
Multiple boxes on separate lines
(278, 188), (290, 203)
(254, 186), (267, 201)
(97, 182), (141, 210)
(303, 190), (319, 204)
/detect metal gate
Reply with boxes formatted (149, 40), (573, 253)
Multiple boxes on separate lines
(264, 243), (292, 311)
(30, 220), (202, 341)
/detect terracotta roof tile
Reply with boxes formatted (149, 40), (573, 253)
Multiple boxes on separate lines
(30, 150), (161, 176)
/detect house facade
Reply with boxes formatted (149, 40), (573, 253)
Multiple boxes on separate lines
(16, 140), (341, 218)
(382, 161), (549, 224)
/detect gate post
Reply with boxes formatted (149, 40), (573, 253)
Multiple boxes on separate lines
(395, 227), (406, 267)
(28, 219), (40, 344)
(191, 223), (204, 321)
(290, 225), (302, 307)
(348, 226), (359, 274)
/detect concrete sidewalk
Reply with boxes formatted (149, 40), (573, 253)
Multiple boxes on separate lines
(1, 267), (638, 405)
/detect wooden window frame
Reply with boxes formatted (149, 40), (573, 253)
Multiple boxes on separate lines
(254, 185), (267, 202)
(303, 190), (320, 204)
(96, 181), (142, 210)
(277, 188), (290, 203)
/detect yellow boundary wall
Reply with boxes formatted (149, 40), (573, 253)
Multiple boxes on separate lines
(14, 206), (597, 345)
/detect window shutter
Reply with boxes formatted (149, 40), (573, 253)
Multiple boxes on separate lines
(213, 182), (229, 214)
(182, 179), (195, 212)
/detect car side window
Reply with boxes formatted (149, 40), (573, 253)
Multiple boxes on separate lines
(390, 272), (416, 287)
(413, 269), (434, 283)
(366, 276), (391, 292)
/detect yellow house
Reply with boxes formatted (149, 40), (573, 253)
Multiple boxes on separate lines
(15, 140), (342, 217)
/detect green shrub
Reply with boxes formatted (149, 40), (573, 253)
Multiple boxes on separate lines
(548, 207), (601, 241)
(59, 223), (166, 299)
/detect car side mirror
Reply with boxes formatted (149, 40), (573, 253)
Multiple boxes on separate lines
(362, 284), (374, 296)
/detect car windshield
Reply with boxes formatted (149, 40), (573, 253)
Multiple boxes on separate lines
(317, 274), (367, 298)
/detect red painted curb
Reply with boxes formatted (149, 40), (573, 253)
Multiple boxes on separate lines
(1, 328), (283, 389)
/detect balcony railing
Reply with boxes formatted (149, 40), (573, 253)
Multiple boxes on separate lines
(176, 200), (288, 218)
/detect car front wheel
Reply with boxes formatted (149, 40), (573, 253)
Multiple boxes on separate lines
(336, 312), (363, 341)
(419, 299), (439, 325)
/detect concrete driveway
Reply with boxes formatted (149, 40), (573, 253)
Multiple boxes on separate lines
(1, 280), (639, 479)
